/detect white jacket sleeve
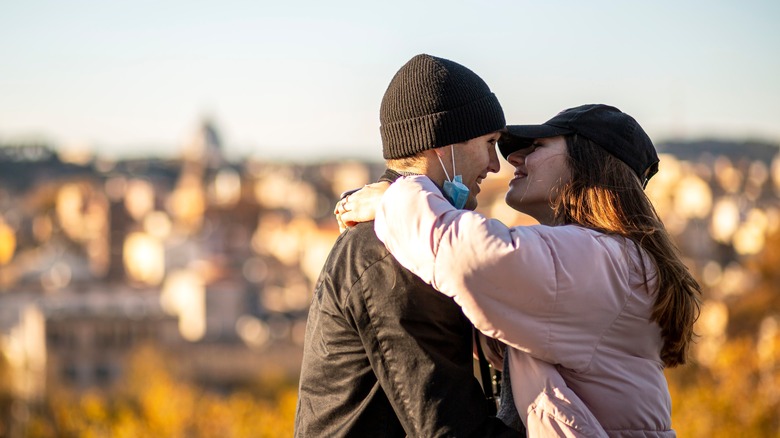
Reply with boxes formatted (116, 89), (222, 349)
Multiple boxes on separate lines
(374, 176), (632, 370)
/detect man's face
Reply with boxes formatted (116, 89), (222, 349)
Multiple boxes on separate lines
(445, 131), (502, 210)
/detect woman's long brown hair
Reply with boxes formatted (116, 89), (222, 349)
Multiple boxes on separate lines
(554, 134), (702, 367)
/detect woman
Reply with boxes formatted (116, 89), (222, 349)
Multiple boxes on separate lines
(337, 104), (701, 437)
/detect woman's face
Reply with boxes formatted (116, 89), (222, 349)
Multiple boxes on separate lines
(505, 135), (572, 225)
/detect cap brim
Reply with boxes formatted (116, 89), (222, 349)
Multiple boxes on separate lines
(498, 124), (572, 158)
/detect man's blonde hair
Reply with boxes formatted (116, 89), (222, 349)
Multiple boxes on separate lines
(385, 154), (428, 173)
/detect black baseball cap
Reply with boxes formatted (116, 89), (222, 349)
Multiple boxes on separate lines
(498, 104), (659, 186)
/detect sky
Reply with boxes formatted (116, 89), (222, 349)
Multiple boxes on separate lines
(1, 0), (778, 161)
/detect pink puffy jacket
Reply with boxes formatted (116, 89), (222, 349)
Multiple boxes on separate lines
(375, 176), (675, 438)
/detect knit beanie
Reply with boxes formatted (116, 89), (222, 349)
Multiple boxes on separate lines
(380, 54), (505, 159)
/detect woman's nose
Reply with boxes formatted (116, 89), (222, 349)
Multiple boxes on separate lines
(507, 151), (524, 166)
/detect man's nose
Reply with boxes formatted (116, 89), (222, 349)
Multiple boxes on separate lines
(487, 147), (501, 173)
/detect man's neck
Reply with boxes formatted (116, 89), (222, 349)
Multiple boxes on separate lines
(386, 153), (446, 186)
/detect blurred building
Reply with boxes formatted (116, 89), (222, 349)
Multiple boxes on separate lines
(0, 294), (46, 401)
(42, 288), (180, 391)
(0, 126), (385, 397)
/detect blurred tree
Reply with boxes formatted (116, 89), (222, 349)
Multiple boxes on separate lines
(19, 345), (297, 437)
(0, 353), (11, 437)
(667, 337), (779, 436)
(666, 229), (780, 437)
(123, 345), (197, 436)
(729, 230), (780, 337)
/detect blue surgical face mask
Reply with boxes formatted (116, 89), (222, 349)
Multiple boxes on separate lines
(437, 146), (470, 209)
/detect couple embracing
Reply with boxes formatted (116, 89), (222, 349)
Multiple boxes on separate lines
(295, 54), (700, 438)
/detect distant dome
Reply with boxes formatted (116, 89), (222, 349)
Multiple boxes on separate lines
(183, 118), (225, 168)
(201, 120), (222, 152)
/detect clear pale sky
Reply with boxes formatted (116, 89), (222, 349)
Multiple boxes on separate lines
(1, 0), (778, 161)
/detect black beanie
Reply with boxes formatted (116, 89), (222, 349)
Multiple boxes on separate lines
(380, 54), (505, 159)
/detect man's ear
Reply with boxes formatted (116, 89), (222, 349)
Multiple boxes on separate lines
(422, 148), (441, 159)
(433, 147), (444, 158)
(420, 149), (447, 185)
(421, 148), (440, 166)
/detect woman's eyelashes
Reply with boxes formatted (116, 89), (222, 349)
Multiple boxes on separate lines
(524, 143), (541, 155)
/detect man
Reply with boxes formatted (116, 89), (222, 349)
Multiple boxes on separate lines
(294, 54), (517, 437)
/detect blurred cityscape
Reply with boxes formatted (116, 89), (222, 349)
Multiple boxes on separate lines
(0, 119), (778, 436)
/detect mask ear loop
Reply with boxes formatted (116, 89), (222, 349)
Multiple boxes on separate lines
(451, 145), (457, 177)
(436, 152), (453, 182)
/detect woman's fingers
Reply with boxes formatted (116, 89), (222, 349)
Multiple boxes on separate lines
(333, 181), (392, 232)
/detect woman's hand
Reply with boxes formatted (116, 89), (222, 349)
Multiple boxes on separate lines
(334, 182), (391, 232)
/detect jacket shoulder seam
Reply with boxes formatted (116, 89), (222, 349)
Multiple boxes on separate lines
(585, 235), (637, 372)
(534, 229), (559, 362)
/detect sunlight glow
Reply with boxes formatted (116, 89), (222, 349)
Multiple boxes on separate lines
(123, 232), (165, 286)
(710, 198), (740, 243)
(160, 270), (206, 342)
(674, 175), (712, 219)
